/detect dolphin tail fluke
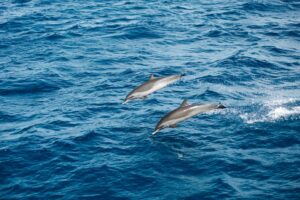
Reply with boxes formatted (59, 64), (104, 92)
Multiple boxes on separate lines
(179, 73), (186, 81)
(180, 73), (186, 79)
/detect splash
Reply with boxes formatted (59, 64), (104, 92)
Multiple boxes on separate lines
(265, 98), (297, 106)
(268, 106), (300, 120)
(240, 98), (300, 124)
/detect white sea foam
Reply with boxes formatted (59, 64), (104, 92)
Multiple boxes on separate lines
(240, 113), (268, 124)
(267, 106), (300, 120)
(240, 98), (300, 124)
(265, 98), (297, 106)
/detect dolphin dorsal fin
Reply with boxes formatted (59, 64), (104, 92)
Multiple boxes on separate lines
(149, 74), (156, 80)
(180, 99), (189, 107)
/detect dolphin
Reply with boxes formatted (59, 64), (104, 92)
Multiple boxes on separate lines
(123, 74), (184, 104)
(152, 99), (226, 135)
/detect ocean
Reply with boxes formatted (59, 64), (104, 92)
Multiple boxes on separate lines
(0, 0), (300, 199)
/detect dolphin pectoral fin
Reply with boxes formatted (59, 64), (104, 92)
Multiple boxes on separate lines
(170, 124), (177, 128)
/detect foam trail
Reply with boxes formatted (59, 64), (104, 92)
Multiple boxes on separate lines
(268, 106), (300, 120)
(240, 98), (300, 124)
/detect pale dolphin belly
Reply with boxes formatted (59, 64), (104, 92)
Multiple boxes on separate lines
(123, 74), (183, 104)
(134, 78), (177, 98)
(153, 100), (226, 135)
(164, 109), (200, 127)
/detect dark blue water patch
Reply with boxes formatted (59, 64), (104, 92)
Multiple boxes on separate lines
(288, 22), (300, 28)
(216, 53), (290, 76)
(194, 89), (226, 101)
(241, 1), (293, 13)
(0, 111), (21, 122)
(263, 45), (295, 55)
(0, 77), (71, 96)
(107, 24), (163, 40)
(43, 33), (67, 41)
(153, 134), (199, 148)
(233, 123), (300, 150)
(205, 10), (244, 21)
(283, 30), (300, 38)
(196, 72), (254, 86)
(38, 119), (79, 132)
(0, 81), (59, 96)
(205, 29), (228, 38)
(13, 0), (31, 4)
(0, 21), (25, 32)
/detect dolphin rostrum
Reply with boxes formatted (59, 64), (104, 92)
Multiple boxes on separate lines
(123, 74), (184, 104)
(152, 99), (226, 135)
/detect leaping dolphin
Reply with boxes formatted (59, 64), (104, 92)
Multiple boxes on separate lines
(123, 74), (184, 104)
(152, 99), (226, 135)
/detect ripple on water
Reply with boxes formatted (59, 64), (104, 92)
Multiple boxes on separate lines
(1, 0), (300, 199)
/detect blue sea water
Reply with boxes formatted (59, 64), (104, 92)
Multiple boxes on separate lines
(1, 0), (300, 199)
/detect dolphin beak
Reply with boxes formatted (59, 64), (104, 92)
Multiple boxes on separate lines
(152, 129), (160, 135)
(122, 100), (129, 104)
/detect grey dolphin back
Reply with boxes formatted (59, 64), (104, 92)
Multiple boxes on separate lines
(123, 74), (182, 104)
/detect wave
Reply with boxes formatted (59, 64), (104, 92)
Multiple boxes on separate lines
(0, 81), (61, 96)
(108, 25), (162, 40)
(0, 74), (72, 96)
(1, 0), (300, 199)
(241, 1), (292, 12)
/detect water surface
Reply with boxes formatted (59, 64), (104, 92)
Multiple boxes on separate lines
(1, 0), (300, 199)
